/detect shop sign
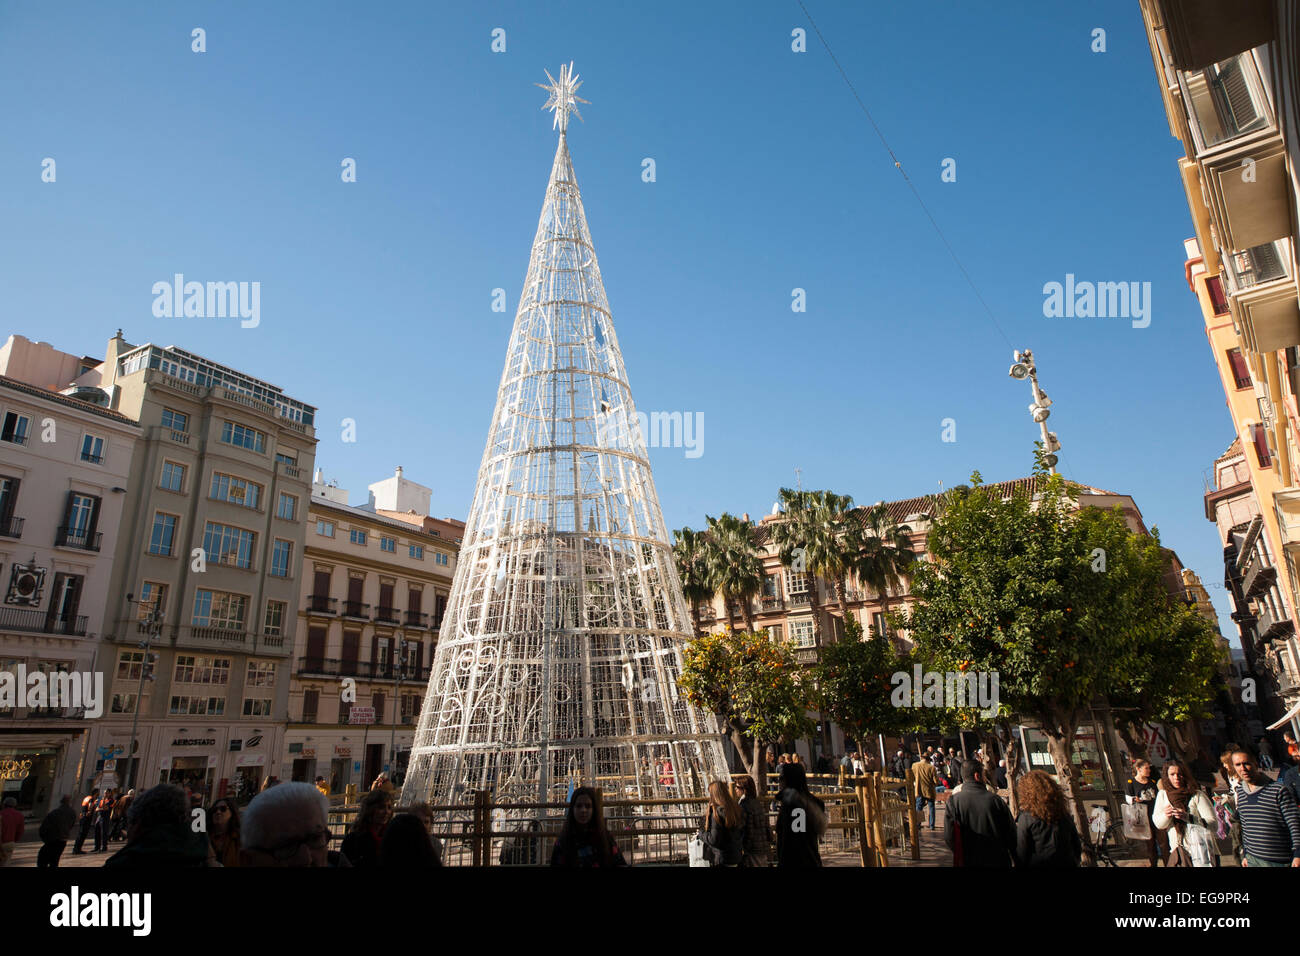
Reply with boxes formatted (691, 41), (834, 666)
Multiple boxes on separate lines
(348, 707), (375, 725)
(301, 749), (316, 759)
(333, 746), (351, 758)
(0, 758), (32, 780)
(171, 738), (215, 747)
(235, 753), (266, 768)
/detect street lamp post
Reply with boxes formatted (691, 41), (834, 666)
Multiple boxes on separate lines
(1008, 349), (1061, 472)
(124, 595), (163, 793)
(388, 637), (410, 782)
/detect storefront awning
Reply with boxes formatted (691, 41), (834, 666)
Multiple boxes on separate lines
(1266, 698), (1300, 730)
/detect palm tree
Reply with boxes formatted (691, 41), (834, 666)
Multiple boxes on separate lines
(671, 526), (716, 635)
(768, 488), (862, 628)
(854, 503), (915, 648)
(704, 513), (764, 632)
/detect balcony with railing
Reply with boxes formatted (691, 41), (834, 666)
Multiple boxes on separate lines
(0, 606), (88, 637)
(787, 592), (812, 608)
(1224, 238), (1299, 353)
(177, 625), (252, 649)
(404, 610), (429, 629)
(374, 606), (401, 625)
(0, 515), (23, 539)
(305, 595), (337, 615)
(759, 594), (784, 613)
(1255, 605), (1294, 645)
(297, 657), (431, 682)
(55, 525), (101, 552)
(1241, 550), (1277, 599)
(341, 601), (370, 620)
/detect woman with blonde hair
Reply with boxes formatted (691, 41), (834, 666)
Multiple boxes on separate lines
(701, 779), (744, 866)
(1014, 770), (1081, 867)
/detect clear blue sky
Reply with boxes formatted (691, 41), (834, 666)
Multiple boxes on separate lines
(0, 1), (1242, 638)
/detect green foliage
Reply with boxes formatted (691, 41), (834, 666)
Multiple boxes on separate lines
(768, 488), (858, 609)
(906, 468), (1220, 738)
(703, 513), (764, 629)
(814, 615), (908, 741)
(679, 628), (813, 746)
(671, 526), (715, 611)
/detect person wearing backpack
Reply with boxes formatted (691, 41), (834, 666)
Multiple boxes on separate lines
(1153, 759), (1219, 867)
(775, 762), (825, 867)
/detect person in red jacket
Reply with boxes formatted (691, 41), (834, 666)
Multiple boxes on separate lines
(0, 797), (25, 866)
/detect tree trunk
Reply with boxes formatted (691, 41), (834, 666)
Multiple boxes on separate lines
(742, 598), (755, 634)
(724, 594), (735, 633)
(752, 738), (767, 800)
(689, 599), (700, 636)
(1045, 724), (1095, 866)
(1001, 729), (1024, 818)
(834, 577), (848, 620)
(728, 725), (754, 779)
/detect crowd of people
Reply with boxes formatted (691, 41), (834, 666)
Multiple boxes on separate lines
(9, 731), (1297, 869)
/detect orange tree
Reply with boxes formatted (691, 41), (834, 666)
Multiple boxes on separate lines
(902, 463), (1218, 860)
(813, 615), (918, 755)
(679, 628), (813, 797)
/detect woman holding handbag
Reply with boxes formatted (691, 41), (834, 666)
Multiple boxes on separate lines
(701, 780), (744, 867)
(1153, 759), (1219, 867)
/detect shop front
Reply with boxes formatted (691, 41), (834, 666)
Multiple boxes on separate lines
(159, 737), (219, 802)
(0, 745), (60, 819)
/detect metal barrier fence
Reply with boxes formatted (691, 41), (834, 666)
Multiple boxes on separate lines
(326, 770), (918, 866)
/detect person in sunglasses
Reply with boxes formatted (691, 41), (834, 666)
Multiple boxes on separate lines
(240, 782), (332, 867)
(206, 799), (242, 867)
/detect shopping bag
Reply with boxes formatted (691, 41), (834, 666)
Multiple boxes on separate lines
(1121, 803), (1151, 841)
(1184, 822), (1215, 867)
(688, 834), (711, 867)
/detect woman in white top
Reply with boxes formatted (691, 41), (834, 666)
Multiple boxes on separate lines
(1152, 759), (1219, 867)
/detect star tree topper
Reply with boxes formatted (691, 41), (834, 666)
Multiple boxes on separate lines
(537, 61), (589, 133)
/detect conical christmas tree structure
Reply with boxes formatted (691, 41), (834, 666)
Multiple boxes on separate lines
(402, 65), (728, 807)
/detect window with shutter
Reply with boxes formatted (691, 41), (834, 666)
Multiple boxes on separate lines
(1228, 349), (1251, 389)
(342, 631), (360, 672)
(1252, 424), (1273, 468)
(302, 689), (318, 723)
(306, 626), (326, 666)
(372, 692), (385, 723)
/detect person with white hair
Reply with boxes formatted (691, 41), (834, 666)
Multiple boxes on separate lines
(240, 781), (332, 867)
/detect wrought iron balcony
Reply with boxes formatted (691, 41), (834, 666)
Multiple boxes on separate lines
(341, 600), (370, 619)
(1255, 606), (1294, 643)
(0, 515), (23, 538)
(1241, 551), (1277, 599)
(787, 593), (812, 608)
(0, 606), (88, 637)
(297, 657), (430, 681)
(404, 610), (429, 629)
(306, 595), (337, 615)
(55, 525), (101, 552)
(759, 595), (784, 612)
(375, 606), (401, 625)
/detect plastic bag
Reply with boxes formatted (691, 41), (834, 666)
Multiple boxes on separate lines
(1184, 822), (1215, 867)
(688, 834), (710, 867)
(1121, 803), (1151, 841)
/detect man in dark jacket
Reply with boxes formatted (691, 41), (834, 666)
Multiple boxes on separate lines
(38, 795), (79, 867)
(103, 784), (209, 868)
(944, 760), (1016, 866)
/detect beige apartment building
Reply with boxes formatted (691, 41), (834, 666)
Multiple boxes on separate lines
(1, 332), (319, 801)
(1204, 438), (1300, 736)
(285, 467), (462, 793)
(1140, 0), (1300, 737)
(0, 357), (141, 821)
(691, 476), (1198, 771)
